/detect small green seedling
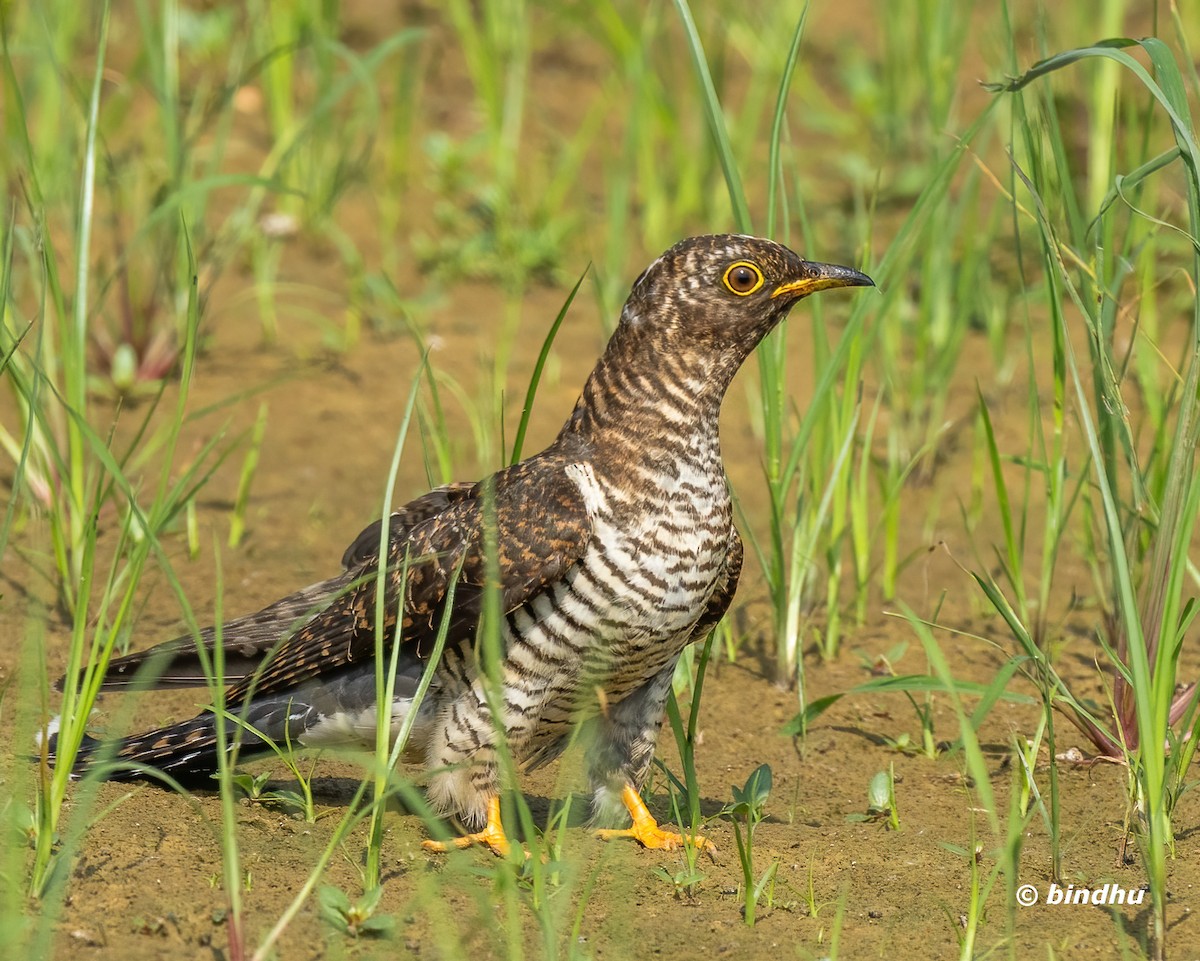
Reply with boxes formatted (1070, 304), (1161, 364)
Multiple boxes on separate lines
(724, 763), (776, 925)
(1012, 725), (1045, 818)
(215, 704), (326, 822)
(801, 859), (839, 919)
(903, 692), (941, 759)
(847, 766), (900, 830)
(653, 865), (707, 900)
(853, 641), (909, 676)
(318, 884), (395, 939)
(229, 771), (271, 802)
(228, 768), (322, 822)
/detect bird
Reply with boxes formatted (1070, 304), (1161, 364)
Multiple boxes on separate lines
(44, 234), (872, 856)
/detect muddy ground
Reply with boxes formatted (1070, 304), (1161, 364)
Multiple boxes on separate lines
(4, 2), (1200, 959)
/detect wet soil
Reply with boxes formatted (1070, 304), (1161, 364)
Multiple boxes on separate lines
(4, 3), (1200, 960)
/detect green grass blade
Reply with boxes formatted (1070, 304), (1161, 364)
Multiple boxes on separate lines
(510, 265), (587, 464)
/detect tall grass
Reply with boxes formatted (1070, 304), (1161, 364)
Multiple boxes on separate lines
(669, 0), (877, 692)
(974, 33), (1200, 961)
(1, 0), (251, 904)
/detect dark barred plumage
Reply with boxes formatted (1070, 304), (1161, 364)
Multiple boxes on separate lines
(44, 235), (872, 853)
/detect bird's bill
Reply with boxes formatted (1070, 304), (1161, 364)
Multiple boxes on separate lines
(771, 262), (874, 299)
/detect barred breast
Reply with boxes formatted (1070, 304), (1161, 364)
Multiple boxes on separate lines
(424, 432), (734, 819)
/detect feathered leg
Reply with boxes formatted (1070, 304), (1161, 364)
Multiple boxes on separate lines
(588, 656), (715, 853)
(422, 676), (510, 856)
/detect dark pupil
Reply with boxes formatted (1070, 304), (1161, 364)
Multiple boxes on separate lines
(732, 266), (754, 290)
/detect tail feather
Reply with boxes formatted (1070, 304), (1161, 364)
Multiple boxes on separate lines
(62, 572), (356, 693)
(48, 693), (325, 783)
(47, 714), (229, 783)
(46, 652), (429, 784)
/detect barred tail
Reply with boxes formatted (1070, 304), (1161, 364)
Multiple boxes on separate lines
(45, 694), (320, 784)
(43, 714), (229, 784)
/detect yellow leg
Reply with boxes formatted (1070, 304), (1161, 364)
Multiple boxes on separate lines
(595, 784), (716, 855)
(423, 797), (511, 857)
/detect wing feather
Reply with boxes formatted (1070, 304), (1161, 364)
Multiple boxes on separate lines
(71, 483), (502, 693)
(223, 455), (592, 706)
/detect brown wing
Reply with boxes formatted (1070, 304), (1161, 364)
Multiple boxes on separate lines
(223, 454), (593, 707)
(81, 572), (355, 691)
(74, 483), (480, 693)
(339, 482), (476, 569)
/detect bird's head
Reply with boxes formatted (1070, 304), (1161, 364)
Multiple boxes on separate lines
(562, 234), (874, 444)
(617, 234), (873, 370)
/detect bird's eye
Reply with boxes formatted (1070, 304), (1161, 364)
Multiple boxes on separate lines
(722, 261), (765, 296)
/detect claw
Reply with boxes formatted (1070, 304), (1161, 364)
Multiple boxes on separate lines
(423, 797), (512, 857)
(595, 784), (715, 856)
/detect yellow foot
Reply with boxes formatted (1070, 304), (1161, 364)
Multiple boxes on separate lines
(423, 797), (512, 857)
(595, 784), (716, 856)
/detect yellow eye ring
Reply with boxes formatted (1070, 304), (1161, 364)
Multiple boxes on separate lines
(722, 261), (765, 296)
